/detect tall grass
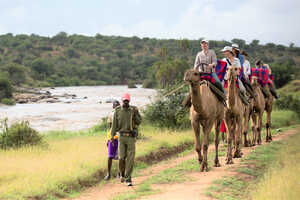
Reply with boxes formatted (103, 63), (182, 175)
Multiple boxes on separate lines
(251, 132), (300, 200)
(0, 125), (194, 200)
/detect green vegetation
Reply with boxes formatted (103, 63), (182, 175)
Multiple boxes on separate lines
(0, 119), (44, 149)
(0, 33), (299, 91)
(251, 130), (300, 200)
(205, 128), (300, 200)
(143, 92), (190, 129)
(1, 98), (15, 105)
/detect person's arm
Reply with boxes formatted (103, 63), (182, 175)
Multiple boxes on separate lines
(211, 50), (217, 67)
(133, 108), (142, 126)
(110, 110), (118, 140)
(194, 53), (200, 70)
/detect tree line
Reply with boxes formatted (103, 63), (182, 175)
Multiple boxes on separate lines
(0, 32), (299, 99)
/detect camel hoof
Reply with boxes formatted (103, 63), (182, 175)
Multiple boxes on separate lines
(200, 162), (208, 172)
(225, 158), (234, 165)
(214, 162), (221, 167)
(233, 151), (242, 158)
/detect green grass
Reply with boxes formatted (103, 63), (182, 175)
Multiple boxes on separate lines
(251, 132), (300, 200)
(205, 128), (300, 200)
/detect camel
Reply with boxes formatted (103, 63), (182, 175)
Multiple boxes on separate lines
(250, 76), (266, 145)
(224, 65), (246, 164)
(184, 69), (224, 172)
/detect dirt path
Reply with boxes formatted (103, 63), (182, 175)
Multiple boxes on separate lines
(67, 129), (298, 200)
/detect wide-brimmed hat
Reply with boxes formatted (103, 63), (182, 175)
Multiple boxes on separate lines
(232, 43), (240, 51)
(221, 46), (232, 52)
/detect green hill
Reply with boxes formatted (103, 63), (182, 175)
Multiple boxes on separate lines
(0, 32), (300, 88)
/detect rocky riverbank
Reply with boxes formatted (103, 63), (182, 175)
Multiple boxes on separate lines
(13, 87), (82, 104)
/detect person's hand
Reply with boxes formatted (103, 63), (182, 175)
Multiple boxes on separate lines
(208, 64), (214, 69)
(110, 138), (114, 146)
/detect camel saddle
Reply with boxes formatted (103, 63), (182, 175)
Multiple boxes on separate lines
(205, 81), (227, 106)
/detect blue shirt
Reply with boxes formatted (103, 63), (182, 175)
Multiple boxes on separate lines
(238, 54), (244, 67)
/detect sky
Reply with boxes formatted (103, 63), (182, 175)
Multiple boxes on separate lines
(0, 0), (299, 46)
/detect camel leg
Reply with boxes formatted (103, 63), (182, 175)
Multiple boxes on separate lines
(257, 113), (263, 145)
(225, 117), (234, 165)
(214, 120), (221, 167)
(191, 115), (202, 164)
(200, 121), (214, 172)
(234, 118), (243, 158)
(251, 113), (257, 146)
(266, 110), (272, 142)
(243, 112), (249, 147)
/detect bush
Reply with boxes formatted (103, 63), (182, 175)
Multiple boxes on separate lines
(274, 93), (300, 117)
(1, 98), (16, 105)
(143, 92), (190, 129)
(128, 80), (137, 88)
(0, 76), (13, 100)
(90, 117), (110, 132)
(142, 79), (156, 88)
(0, 119), (45, 149)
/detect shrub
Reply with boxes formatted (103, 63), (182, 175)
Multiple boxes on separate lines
(1, 98), (16, 105)
(0, 76), (13, 100)
(90, 117), (110, 132)
(274, 93), (300, 117)
(143, 92), (190, 129)
(0, 119), (45, 149)
(128, 80), (137, 88)
(142, 79), (156, 88)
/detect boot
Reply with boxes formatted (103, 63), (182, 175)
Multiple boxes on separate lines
(245, 82), (254, 98)
(182, 93), (192, 108)
(269, 86), (279, 99)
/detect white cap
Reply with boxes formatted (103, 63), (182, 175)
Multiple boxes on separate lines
(221, 46), (232, 52)
(232, 43), (239, 50)
(200, 39), (209, 44)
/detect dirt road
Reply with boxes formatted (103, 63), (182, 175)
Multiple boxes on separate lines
(67, 128), (297, 200)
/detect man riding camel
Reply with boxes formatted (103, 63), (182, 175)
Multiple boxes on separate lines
(255, 60), (279, 99)
(183, 39), (225, 107)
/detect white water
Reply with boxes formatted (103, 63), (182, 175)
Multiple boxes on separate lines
(0, 85), (157, 132)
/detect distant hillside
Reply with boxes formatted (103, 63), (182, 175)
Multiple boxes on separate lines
(0, 32), (299, 88)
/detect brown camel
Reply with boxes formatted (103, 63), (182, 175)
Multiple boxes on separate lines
(184, 69), (224, 172)
(224, 65), (246, 164)
(250, 76), (266, 145)
(264, 85), (274, 142)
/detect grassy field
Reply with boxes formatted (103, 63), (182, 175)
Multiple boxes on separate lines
(251, 130), (300, 200)
(0, 109), (298, 200)
(205, 126), (300, 200)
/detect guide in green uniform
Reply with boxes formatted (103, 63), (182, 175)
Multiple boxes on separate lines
(110, 93), (142, 186)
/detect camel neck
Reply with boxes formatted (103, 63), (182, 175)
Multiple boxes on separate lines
(190, 82), (205, 114)
(228, 76), (236, 108)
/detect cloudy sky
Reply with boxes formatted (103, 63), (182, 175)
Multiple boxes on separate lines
(0, 0), (299, 45)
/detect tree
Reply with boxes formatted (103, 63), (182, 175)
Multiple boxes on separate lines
(31, 58), (54, 79)
(0, 75), (12, 100)
(4, 63), (27, 86)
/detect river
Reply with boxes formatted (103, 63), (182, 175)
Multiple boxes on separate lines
(0, 85), (157, 132)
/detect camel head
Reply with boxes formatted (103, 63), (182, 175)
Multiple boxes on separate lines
(251, 76), (259, 86)
(226, 65), (240, 81)
(184, 69), (201, 84)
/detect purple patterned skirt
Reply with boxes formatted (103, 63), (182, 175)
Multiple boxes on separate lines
(107, 139), (118, 160)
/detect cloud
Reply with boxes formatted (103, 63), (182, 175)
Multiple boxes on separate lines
(100, 0), (300, 45)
